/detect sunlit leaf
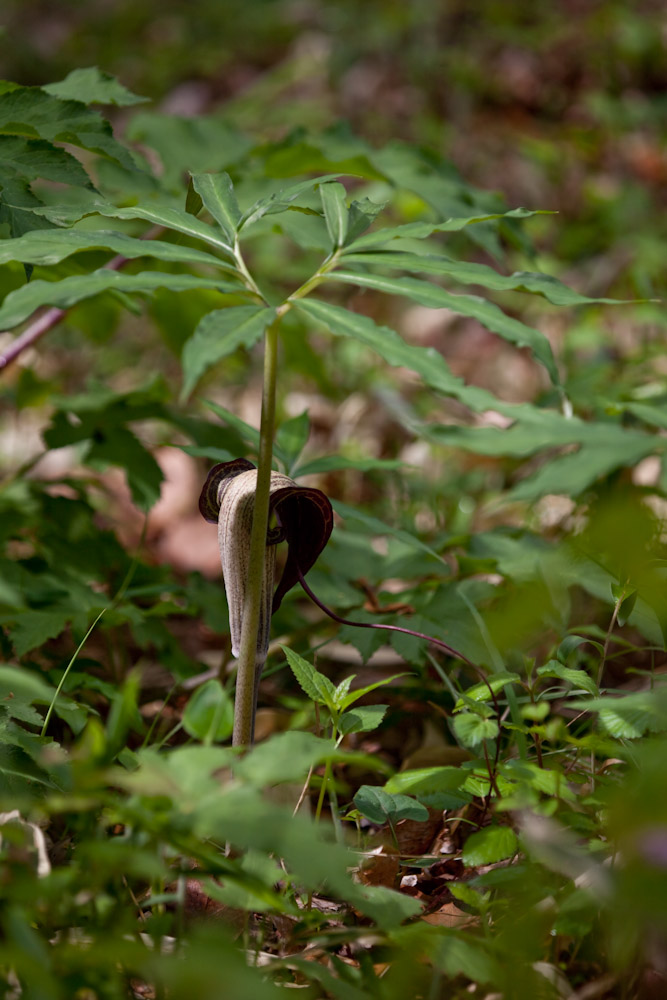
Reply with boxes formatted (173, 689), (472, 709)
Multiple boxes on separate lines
(462, 825), (518, 865)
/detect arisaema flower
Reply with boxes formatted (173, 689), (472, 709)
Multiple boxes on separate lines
(199, 458), (333, 667)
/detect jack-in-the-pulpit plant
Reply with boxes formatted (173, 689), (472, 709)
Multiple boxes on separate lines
(199, 458), (332, 741)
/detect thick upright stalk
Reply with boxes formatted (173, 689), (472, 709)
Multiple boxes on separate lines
(232, 313), (281, 746)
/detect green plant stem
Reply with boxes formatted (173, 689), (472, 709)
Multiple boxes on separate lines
(41, 608), (107, 737)
(232, 311), (282, 747)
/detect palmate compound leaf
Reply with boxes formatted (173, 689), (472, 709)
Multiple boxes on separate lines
(0, 270), (244, 331)
(325, 270), (560, 385)
(181, 305), (275, 400)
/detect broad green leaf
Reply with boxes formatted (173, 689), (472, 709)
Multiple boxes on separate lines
(296, 298), (517, 414)
(344, 207), (546, 252)
(0, 665), (55, 704)
(191, 172), (242, 242)
(0, 135), (94, 236)
(326, 271), (560, 384)
(341, 251), (627, 307)
(281, 645), (337, 708)
(86, 424), (164, 509)
(10, 609), (72, 658)
(451, 713), (499, 748)
(0, 742), (57, 796)
(454, 672), (521, 709)
(338, 704), (387, 735)
(181, 305), (274, 400)
(385, 766), (466, 797)
(320, 182), (348, 247)
(462, 825), (518, 865)
(354, 785), (428, 824)
(0, 135), (93, 187)
(0, 270), (243, 330)
(0, 86), (136, 170)
(537, 661), (598, 697)
(0, 228), (237, 271)
(569, 691), (667, 739)
(43, 68), (148, 107)
(182, 680), (234, 743)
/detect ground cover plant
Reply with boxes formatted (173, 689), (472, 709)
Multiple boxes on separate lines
(0, 63), (666, 1000)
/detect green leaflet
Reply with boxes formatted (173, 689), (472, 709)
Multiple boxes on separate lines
(239, 173), (346, 229)
(340, 251), (627, 307)
(325, 270), (560, 385)
(295, 297), (505, 413)
(95, 203), (235, 255)
(343, 207), (547, 251)
(181, 305), (275, 399)
(320, 181), (349, 247)
(0, 228), (238, 271)
(191, 171), (242, 242)
(0, 270), (244, 330)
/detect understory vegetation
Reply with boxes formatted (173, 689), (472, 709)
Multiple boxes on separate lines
(0, 7), (666, 998)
